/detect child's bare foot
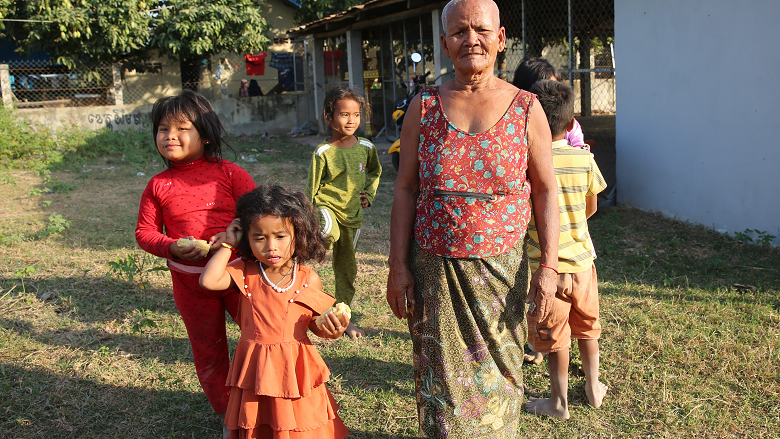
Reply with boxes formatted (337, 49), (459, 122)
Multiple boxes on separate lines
(524, 351), (544, 364)
(344, 322), (364, 339)
(525, 397), (570, 420)
(585, 380), (608, 408)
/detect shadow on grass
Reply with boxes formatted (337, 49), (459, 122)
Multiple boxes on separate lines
(346, 433), (417, 439)
(0, 275), (240, 366)
(0, 315), (217, 366)
(323, 354), (415, 399)
(354, 254), (390, 270)
(0, 363), (220, 439)
(1, 272), (183, 321)
(362, 327), (410, 340)
(589, 207), (780, 308)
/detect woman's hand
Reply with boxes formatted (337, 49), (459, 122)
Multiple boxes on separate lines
(526, 267), (558, 320)
(386, 263), (415, 319)
(225, 218), (243, 246)
(314, 312), (349, 339)
(170, 236), (206, 262)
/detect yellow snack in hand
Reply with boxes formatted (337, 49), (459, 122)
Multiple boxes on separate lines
(176, 237), (210, 256)
(316, 302), (351, 329)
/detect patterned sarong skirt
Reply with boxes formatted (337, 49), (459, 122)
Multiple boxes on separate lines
(408, 238), (530, 438)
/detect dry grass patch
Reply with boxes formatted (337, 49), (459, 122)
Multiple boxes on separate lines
(1, 135), (778, 438)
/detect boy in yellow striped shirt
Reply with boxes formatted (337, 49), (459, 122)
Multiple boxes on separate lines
(525, 79), (608, 419)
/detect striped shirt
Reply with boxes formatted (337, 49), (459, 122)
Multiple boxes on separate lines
(527, 139), (607, 273)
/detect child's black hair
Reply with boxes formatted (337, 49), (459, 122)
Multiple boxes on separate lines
(322, 85), (371, 128)
(151, 90), (234, 167)
(235, 185), (327, 265)
(529, 79), (575, 138)
(512, 57), (559, 91)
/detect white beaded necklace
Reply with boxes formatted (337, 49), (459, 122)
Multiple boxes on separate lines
(259, 260), (297, 293)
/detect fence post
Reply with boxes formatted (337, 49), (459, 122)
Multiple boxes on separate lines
(1, 64), (13, 109)
(346, 30), (364, 92)
(112, 64), (124, 106)
(312, 37), (326, 134)
(579, 36), (592, 117)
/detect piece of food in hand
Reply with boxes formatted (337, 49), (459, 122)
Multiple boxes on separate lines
(316, 302), (352, 329)
(176, 237), (210, 256)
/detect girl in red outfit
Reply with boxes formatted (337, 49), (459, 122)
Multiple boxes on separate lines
(135, 90), (256, 438)
(200, 185), (350, 439)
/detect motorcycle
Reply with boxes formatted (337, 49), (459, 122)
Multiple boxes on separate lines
(388, 52), (428, 171)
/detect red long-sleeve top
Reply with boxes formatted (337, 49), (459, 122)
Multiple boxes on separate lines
(135, 157), (256, 267)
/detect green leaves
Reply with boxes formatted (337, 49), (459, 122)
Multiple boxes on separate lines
(151, 0), (270, 59)
(294, 0), (365, 26)
(5, 0), (271, 70)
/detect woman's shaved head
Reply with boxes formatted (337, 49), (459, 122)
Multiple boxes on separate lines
(441, 0), (500, 34)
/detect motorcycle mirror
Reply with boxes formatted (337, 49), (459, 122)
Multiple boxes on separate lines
(411, 53), (422, 63)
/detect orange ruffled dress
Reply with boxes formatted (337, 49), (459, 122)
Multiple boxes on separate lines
(224, 260), (349, 439)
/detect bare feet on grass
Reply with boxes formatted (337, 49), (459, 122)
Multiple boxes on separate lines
(585, 380), (608, 408)
(524, 351), (544, 364)
(525, 397), (570, 420)
(344, 322), (364, 339)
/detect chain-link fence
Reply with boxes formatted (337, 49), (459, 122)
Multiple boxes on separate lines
(499, 0), (616, 203)
(299, 0), (615, 202)
(0, 57), (186, 108)
(0, 51), (319, 136)
(0, 58), (117, 108)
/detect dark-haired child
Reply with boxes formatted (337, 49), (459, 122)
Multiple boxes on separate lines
(524, 80), (608, 419)
(135, 90), (256, 437)
(305, 86), (382, 339)
(512, 57), (587, 150)
(200, 185), (350, 439)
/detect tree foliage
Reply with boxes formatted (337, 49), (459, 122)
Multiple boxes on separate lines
(152, 0), (270, 60)
(1, 0), (270, 69)
(294, 0), (365, 26)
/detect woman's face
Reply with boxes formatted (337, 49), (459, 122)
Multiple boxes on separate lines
(441, 0), (505, 77)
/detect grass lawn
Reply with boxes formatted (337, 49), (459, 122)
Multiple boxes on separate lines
(1, 133), (778, 438)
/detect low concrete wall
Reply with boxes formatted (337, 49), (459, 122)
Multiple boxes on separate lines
(13, 92), (313, 136)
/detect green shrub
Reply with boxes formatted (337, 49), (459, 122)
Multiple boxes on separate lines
(0, 107), (160, 172)
(0, 106), (60, 173)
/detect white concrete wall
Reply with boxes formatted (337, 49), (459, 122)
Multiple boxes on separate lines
(616, 0), (780, 242)
(15, 93), (313, 136)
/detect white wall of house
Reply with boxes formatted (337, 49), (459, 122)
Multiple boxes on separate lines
(615, 0), (780, 242)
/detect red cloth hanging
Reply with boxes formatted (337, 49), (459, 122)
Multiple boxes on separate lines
(324, 50), (343, 76)
(244, 53), (268, 76)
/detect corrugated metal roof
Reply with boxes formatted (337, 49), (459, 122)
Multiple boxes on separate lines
(286, 0), (408, 37)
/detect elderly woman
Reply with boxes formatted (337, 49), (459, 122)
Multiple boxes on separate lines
(386, 0), (560, 436)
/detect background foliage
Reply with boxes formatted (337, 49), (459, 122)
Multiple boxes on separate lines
(0, 0), (270, 70)
(0, 107), (158, 173)
(294, 0), (365, 26)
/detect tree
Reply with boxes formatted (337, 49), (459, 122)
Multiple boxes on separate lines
(152, 0), (270, 60)
(294, 0), (365, 26)
(2, 0), (270, 70)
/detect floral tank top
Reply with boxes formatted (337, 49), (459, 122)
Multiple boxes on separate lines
(414, 87), (534, 258)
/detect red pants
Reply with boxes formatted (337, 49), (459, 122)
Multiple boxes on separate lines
(171, 269), (240, 413)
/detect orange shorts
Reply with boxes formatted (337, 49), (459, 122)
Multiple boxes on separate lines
(527, 264), (601, 353)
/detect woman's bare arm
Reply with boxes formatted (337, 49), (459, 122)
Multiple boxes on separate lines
(525, 98), (560, 320)
(386, 93), (422, 319)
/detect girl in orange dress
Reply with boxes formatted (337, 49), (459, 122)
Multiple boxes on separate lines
(200, 185), (350, 439)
